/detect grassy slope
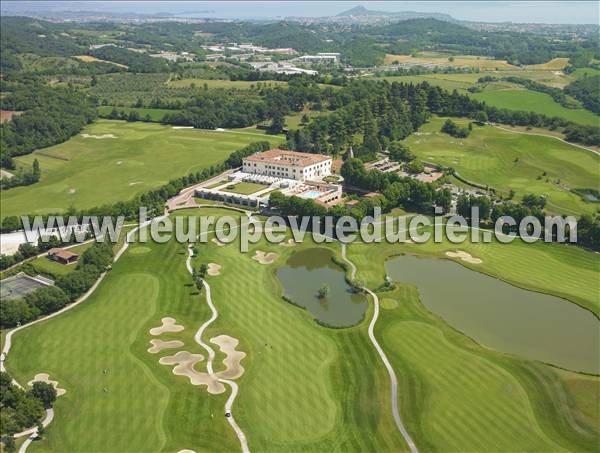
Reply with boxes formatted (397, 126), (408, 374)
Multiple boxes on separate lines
(404, 116), (600, 216)
(372, 71), (598, 124)
(470, 89), (599, 126)
(2, 120), (283, 218)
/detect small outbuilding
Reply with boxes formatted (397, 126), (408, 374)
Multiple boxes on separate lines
(48, 248), (78, 265)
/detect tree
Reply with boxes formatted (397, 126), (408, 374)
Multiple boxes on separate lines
(30, 382), (56, 409)
(317, 284), (330, 299)
(198, 263), (208, 278)
(474, 111), (488, 125)
(388, 141), (414, 162)
(2, 435), (16, 452)
(269, 111), (285, 134)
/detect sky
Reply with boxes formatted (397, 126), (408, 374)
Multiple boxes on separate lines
(1, 1), (599, 24)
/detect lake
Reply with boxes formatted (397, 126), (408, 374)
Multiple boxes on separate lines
(386, 255), (599, 374)
(277, 248), (368, 328)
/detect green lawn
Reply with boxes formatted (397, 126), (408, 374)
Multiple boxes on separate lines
(221, 182), (268, 195)
(404, 116), (600, 216)
(371, 72), (599, 125)
(470, 89), (599, 126)
(347, 229), (599, 451)
(2, 120), (284, 218)
(98, 106), (179, 122)
(4, 207), (598, 451)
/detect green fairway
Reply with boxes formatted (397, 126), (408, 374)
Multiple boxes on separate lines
(4, 208), (405, 451)
(404, 116), (600, 216)
(346, 230), (599, 451)
(221, 182), (268, 195)
(471, 89), (599, 126)
(4, 208), (599, 451)
(2, 120), (284, 218)
(98, 106), (179, 122)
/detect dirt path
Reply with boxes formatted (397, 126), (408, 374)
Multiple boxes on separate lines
(341, 243), (419, 453)
(186, 247), (250, 453)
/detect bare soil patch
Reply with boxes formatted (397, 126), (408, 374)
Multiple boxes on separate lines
(207, 263), (222, 276)
(147, 339), (184, 354)
(159, 351), (226, 394)
(445, 250), (483, 264)
(81, 133), (117, 139)
(28, 373), (66, 396)
(149, 317), (184, 336)
(252, 250), (278, 264)
(211, 335), (246, 380)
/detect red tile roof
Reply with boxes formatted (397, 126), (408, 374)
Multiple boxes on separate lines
(244, 149), (330, 167)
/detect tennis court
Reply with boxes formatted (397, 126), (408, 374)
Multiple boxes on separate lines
(0, 272), (53, 301)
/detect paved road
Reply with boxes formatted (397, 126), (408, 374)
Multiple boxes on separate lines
(341, 243), (419, 453)
(186, 247), (250, 453)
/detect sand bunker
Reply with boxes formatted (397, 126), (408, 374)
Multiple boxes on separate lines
(149, 317), (184, 336)
(128, 181), (143, 186)
(147, 339), (184, 354)
(207, 263), (222, 276)
(172, 126), (194, 130)
(28, 373), (66, 396)
(81, 133), (116, 139)
(211, 238), (226, 247)
(159, 351), (225, 394)
(252, 250), (278, 264)
(116, 161), (123, 165)
(211, 335), (246, 380)
(178, 450), (197, 453)
(446, 250), (482, 264)
(279, 239), (297, 247)
(68, 188), (76, 194)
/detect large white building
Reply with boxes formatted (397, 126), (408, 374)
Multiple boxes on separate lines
(242, 149), (332, 182)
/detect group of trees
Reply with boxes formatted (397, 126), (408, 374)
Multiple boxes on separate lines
(441, 118), (471, 138)
(1, 371), (57, 447)
(0, 242), (114, 328)
(0, 84), (97, 169)
(89, 46), (171, 73)
(564, 75), (600, 114)
(0, 159), (41, 190)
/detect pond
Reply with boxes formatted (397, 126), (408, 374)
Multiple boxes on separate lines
(277, 248), (368, 328)
(386, 255), (600, 374)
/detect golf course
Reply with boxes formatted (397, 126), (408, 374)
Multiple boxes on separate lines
(3, 207), (598, 452)
(404, 116), (600, 216)
(2, 120), (284, 218)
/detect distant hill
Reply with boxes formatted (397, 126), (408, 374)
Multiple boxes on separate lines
(336, 5), (455, 22)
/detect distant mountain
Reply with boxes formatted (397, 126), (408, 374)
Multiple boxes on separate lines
(336, 5), (455, 22)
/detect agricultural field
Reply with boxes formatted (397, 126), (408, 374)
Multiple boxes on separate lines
(167, 78), (287, 89)
(4, 208), (598, 452)
(73, 55), (128, 68)
(1, 120), (284, 218)
(384, 53), (519, 70)
(403, 116), (600, 216)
